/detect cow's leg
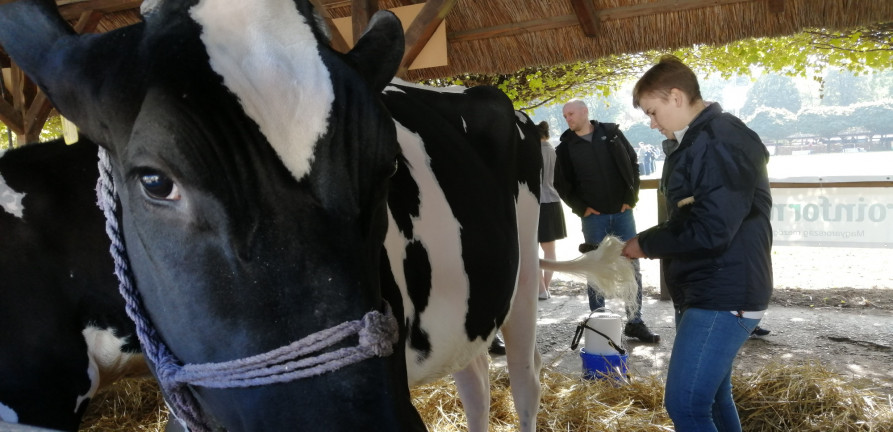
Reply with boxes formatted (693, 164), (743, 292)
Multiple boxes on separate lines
(451, 353), (491, 432)
(500, 190), (543, 432)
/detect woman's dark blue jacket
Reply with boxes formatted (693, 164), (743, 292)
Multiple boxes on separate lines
(638, 103), (773, 312)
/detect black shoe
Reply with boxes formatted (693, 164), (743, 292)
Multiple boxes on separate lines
(624, 322), (660, 343)
(489, 334), (506, 355)
(579, 243), (597, 253)
(751, 326), (770, 336)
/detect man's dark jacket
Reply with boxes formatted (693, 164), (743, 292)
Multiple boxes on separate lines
(638, 103), (773, 312)
(554, 121), (640, 217)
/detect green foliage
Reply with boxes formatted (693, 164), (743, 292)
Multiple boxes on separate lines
(41, 115), (63, 142)
(424, 23), (893, 112)
(424, 54), (654, 112)
(0, 124), (10, 150)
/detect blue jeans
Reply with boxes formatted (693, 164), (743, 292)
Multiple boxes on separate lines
(581, 210), (643, 322)
(665, 308), (761, 432)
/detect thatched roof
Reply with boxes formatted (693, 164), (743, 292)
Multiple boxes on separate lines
(2, 0), (891, 139)
(338, 0), (893, 81)
(12, 0), (893, 79)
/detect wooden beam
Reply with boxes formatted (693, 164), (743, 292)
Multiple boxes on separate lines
(72, 9), (105, 34)
(570, 0), (599, 37)
(351, 0), (378, 44)
(397, 0), (456, 77)
(0, 99), (24, 136)
(9, 64), (25, 119)
(449, 0), (755, 43)
(23, 91), (53, 140)
(56, 0), (142, 19)
(6, 64), (32, 144)
(768, 0), (785, 13)
(309, 0), (351, 53)
(597, 0), (754, 21)
(449, 15), (577, 43)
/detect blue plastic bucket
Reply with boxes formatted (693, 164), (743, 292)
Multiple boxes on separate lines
(580, 348), (628, 380)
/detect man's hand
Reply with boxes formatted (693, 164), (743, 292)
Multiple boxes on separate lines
(622, 237), (646, 259)
(584, 207), (600, 216)
(620, 203), (632, 213)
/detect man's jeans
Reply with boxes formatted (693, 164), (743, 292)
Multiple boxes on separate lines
(665, 308), (760, 432)
(581, 210), (643, 322)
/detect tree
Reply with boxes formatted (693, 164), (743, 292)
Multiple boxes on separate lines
(797, 105), (855, 139)
(746, 107), (797, 141)
(820, 69), (873, 106)
(0, 124), (10, 150)
(622, 122), (662, 147)
(740, 75), (801, 118)
(853, 99), (893, 137)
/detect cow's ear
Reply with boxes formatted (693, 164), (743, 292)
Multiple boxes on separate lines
(346, 10), (404, 93)
(0, 0), (75, 87)
(0, 0), (141, 145)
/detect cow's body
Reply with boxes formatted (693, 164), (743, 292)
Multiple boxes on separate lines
(0, 1), (631, 431)
(0, 139), (147, 431)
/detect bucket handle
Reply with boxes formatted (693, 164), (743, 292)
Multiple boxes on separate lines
(570, 311), (626, 356)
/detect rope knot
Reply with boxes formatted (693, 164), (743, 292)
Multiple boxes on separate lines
(358, 304), (398, 357)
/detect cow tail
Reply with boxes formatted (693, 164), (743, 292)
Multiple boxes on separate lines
(538, 236), (640, 314)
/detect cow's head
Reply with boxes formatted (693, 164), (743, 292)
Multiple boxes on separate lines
(0, 0), (425, 429)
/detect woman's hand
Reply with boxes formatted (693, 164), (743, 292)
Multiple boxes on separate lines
(622, 237), (646, 259)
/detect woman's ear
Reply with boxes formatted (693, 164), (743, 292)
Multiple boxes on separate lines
(669, 88), (686, 107)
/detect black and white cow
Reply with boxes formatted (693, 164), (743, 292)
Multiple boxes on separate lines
(0, 0), (634, 431)
(0, 138), (148, 431)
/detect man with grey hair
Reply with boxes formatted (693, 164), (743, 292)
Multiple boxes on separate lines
(555, 99), (659, 343)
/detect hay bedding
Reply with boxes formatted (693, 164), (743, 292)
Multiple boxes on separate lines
(79, 362), (893, 431)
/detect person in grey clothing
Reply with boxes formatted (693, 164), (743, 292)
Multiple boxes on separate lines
(536, 121), (566, 300)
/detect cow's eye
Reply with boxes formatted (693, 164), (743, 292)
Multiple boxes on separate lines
(139, 171), (181, 201)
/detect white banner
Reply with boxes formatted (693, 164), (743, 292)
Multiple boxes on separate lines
(770, 186), (893, 248)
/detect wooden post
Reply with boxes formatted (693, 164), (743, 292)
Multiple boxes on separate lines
(656, 189), (670, 301)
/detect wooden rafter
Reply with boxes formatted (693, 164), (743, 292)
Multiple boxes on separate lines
(56, 0), (141, 19)
(570, 0), (599, 37)
(310, 0), (351, 53)
(351, 0), (378, 44)
(72, 9), (105, 33)
(397, 0), (456, 77)
(450, 0), (755, 43)
(0, 98), (24, 136)
(23, 90), (53, 140)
